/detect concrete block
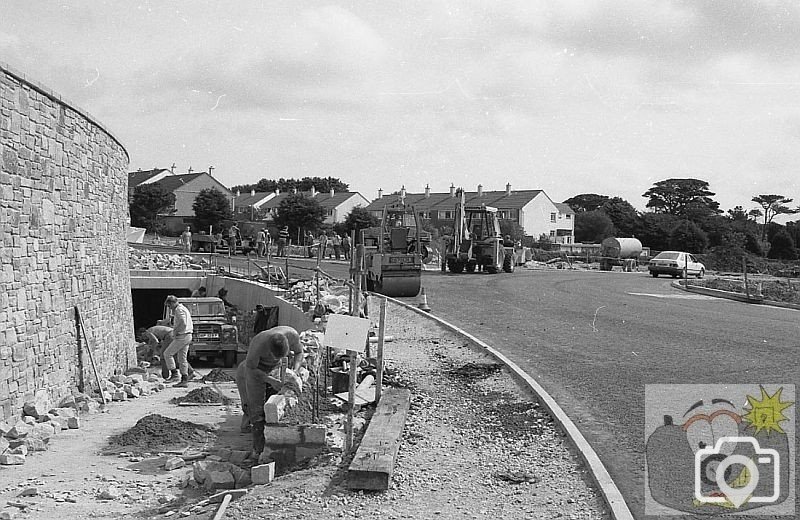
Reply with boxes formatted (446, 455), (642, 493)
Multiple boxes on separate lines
(193, 460), (231, 484)
(112, 391), (127, 401)
(101, 391), (113, 403)
(0, 453), (25, 465)
(164, 456), (185, 471)
(127, 373), (144, 384)
(204, 470), (235, 491)
(263, 425), (301, 445)
(296, 446), (324, 462)
(48, 418), (66, 431)
(66, 417), (80, 429)
(302, 425), (327, 445)
(126, 385), (141, 398)
(229, 450), (249, 465)
(264, 395), (286, 424)
(251, 462), (275, 485)
(6, 421), (32, 439)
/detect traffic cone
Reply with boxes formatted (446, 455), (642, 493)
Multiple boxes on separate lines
(418, 288), (431, 312)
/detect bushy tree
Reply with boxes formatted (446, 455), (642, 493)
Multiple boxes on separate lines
(574, 210), (614, 243)
(343, 206), (380, 232)
(232, 176), (349, 195)
(129, 184), (176, 232)
(669, 220), (708, 253)
(273, 193), (325, 236)
(752, 194), (797, 240)
(601, 197), (640, 236)
(637, 213), (681, 251)
(767, 229), (798, 260)
(192, 188), (232, 232)
(643, 178), (720, 218)
(499, 220), (526, 242)
(563, 194), (610, 213)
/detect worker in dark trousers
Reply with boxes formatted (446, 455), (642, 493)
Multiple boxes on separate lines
(277, 226), (290, 257)
(235, 326), (303, 453)
(138, 325), (196, 379)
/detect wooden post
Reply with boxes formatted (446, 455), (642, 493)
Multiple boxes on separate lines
(285, 255), (290, 290)
(353, 244), (364, 317)
(743, 257), (751, 299)
(375, 297), (386, 404)
(76, 308), (85, 393)
(345, 349), (358, 453)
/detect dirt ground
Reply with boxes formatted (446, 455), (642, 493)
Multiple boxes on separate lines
(0, 303), (610, 520)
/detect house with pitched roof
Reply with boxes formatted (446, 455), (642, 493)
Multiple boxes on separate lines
(129, 168), (234, 234)
(364, 183), (574, 243)
(254, 187), (369, 225)
(233, 190), (276, 221)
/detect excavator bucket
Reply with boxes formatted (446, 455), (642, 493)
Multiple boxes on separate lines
(376, 272), (421, 297)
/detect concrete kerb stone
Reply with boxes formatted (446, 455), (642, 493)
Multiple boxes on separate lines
(672, 280), (800, 310)
(382, 294), (635, 520)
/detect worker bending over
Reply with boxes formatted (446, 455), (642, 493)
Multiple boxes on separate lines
(236, 326), (304, 456)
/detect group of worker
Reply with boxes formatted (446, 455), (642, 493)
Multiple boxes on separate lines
(136, 294), (304, 458)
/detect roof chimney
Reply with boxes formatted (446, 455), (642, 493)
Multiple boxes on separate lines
(477, 184), (483, 197)
(236, 190), (241, 197)
(330, 188), (335, 197)
(377, 188), (383, 199)
(310, 186), (316, 196)
(425, 184), (430, 198)
(250, 189), (255, 197)
(400, 185), (406, 199)
(506, 183), (511, 196)
(275, 188), (279, 195)
(449, 184), (455, 197)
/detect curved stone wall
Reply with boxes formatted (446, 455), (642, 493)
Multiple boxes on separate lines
(0, 63), (135, 421)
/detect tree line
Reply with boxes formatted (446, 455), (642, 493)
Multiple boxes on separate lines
(565, 178), (799, 260)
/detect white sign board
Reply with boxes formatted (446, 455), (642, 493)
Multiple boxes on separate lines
(324, 314), (372, 353)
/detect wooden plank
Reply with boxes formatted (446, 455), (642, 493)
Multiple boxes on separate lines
(346, 387), (411, 490)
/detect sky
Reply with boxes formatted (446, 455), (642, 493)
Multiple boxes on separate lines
(2, 1), (800, 219)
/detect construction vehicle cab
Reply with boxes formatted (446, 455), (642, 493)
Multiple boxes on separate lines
(159, 297), (241, 367)
(364, 200), (431, 297)
(444, 190), (515, 274)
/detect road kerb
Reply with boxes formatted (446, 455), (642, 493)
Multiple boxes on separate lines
(383, 295), (634, 520)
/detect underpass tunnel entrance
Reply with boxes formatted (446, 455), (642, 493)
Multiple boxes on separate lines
(131, 288), (192, 333)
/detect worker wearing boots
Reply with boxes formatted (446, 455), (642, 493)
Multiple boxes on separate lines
(236, 326), (304, 455)
(162, 295), (193, 387)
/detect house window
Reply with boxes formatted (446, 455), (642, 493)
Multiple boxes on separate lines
(418, 211), (430, 219)
(550, 230), (556, 237)
(438, 210), (453, 219)
(550, 212), (556, 223)
(326, 210), (333, 217)
(566, 214), (571, 220)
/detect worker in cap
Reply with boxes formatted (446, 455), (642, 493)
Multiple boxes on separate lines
(235, 326), (304, 455)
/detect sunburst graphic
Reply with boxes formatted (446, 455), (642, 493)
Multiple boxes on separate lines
(742, 386), (794, 435)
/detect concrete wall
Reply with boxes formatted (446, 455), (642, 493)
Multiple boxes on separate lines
(205, 275), (314, 344)
(0, 63), (134, 422)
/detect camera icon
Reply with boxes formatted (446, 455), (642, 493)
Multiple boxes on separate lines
(694, 436), (780, 508)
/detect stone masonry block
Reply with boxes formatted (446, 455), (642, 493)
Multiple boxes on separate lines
(229, 450), (249, 465)
(204, 470), (235, 491)
(301, 425), (327, 445)
(6, 421), (32, 439)
(263, 425), (301, 445)
(164, 456), (185, 471)
(264, 395), (286, 424)
(251, 462), (275, 485)
(0, 436), (9, 453)
(66, 417), (79, 429)
(0, 453), (25, 465)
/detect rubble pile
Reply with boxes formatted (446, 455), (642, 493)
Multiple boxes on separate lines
(0, 394), (95, 466)
(201, 368), (236, 383)
(128, 247), (211, 271)
(100, 372), (166, 402)
(282, 279), (352, 316)
(173, 387), (232, 405)
(109, 414), (213, 454)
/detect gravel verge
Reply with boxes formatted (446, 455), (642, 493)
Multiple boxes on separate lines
(225, 302), (610, 519)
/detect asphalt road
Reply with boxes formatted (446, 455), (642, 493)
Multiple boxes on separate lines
(401, 267), (799, 518)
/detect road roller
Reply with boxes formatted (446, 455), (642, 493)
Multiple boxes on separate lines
(363, 198), (430, 297)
